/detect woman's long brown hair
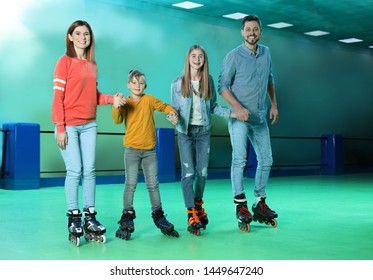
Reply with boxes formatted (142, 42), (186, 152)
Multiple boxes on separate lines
(65, 20), (95, 62)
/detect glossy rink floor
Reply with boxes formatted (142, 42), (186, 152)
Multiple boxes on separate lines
(0, 173), (372, 260)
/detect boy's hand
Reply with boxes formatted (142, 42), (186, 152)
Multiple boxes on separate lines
(114, 93), (126, 108)
(167, 112), (178, 125)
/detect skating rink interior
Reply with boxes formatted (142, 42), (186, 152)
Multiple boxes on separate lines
(1, 0), (373, 269)
(1, 173), (372, 260)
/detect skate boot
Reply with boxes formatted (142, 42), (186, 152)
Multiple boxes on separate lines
(187, 207), (203, 236)
(152, 208), (179, 237)
(252, 197), (278, 227)
(67, 209), (84, 246)
(83, 207), (106, 243)
(234, 194), (253, 232)
(116, 209), (136, 240)
(195, 199), (208, 229)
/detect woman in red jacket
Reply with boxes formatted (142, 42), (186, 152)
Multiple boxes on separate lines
(52, 20), (124, 246)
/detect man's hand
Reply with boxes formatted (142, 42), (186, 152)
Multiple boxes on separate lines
(235, 107), (250, 121)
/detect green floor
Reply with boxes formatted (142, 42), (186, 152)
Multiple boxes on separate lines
(0, 173), (372, 260)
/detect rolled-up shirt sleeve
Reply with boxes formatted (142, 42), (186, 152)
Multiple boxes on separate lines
(218, 52), (236, 94)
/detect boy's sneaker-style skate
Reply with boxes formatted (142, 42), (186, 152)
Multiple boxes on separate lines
(187, 207), (203, 236)
(234, 194), (253, 232)
(116, 209), (136, 240)
(67, 209), (84, 246)
(252, 197), (278, 227)
(152, 208), (179, 237)
(83, 207), (107, 243)
(195, 199), (208, 229)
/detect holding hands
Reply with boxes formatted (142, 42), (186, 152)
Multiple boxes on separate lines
(114, 93), (127, 108)
(234, 106), (250, 121)
(167, 111), (178, 125)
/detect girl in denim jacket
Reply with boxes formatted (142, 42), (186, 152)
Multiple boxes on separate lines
(170, 45), (236, 235)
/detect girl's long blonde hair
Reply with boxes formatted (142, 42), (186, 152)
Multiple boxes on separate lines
(181, 45), (212, 100)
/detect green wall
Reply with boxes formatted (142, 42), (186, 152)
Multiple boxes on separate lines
(1, 0), (372, 180)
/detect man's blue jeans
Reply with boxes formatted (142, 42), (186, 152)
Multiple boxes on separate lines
(228, 118), (273, 199)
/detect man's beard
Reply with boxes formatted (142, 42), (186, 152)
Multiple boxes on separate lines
(245, 36), (259, 46)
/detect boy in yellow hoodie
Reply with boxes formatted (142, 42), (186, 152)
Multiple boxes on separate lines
(112, 69), (179, 240)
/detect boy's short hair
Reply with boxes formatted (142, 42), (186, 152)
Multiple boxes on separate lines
(128, 69), (146, 86)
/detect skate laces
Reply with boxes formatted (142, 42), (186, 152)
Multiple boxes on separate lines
(157, 215), (172, 228)
(187, 208), (201, 226)
(198, 207), (207, 218)
(85, 215), (105, 230)
(196, 205), (207, 218)
(71, 218), (82, 228)
(86, 219), (98, 228)
(195, 200), (207, 218)
(259, 201), (274, 214)
(238, 205), (252, 217)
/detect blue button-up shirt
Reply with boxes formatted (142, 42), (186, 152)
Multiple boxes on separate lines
(171, 75), (231, 134)
(218, 43), (274, 125)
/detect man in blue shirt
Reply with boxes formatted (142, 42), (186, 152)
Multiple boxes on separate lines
(218, 14), (279, 232)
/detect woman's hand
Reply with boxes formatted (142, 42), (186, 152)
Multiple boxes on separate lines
(56, 132), (68, 149)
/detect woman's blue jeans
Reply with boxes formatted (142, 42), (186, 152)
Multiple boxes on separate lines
(57, 121), (97, 210)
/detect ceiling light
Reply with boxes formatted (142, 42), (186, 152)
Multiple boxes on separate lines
(304, 30), (330, 37)
(338, 38), (363, 43)
(369, 46), (373, 49)
(172, 1), (203, 9)
(223, 12), (248, 20)
(267, 22), (293, 29)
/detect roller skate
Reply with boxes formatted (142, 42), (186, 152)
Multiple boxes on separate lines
(234, 194), (252, 232)
(187, 207), (203, 235)
(67, 209), (84, 246)
(195, 199), (208, 229)
(83, 207), (107, 243)
(116, 209), (136, 240)
(152, 208), (179, 237)
(252, 197), (278, 227)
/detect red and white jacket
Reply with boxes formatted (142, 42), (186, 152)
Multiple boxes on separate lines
(52, 55), (113, 133)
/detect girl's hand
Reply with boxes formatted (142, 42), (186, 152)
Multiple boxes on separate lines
(235, 107), (250, 121)
(167, 112), (178, 125)
(230, 112), (237, 119)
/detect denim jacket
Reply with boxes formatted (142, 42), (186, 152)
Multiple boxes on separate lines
(171, 75), (231, 134)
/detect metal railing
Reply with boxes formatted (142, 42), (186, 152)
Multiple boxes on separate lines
(2, 128), (373, 178)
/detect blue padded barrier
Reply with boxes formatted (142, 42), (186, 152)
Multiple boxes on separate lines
(155, 128), (176, 182)
(245, 134), (344, 178)
(321, 134), (344, 175)
(2, 123), (40, 190)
